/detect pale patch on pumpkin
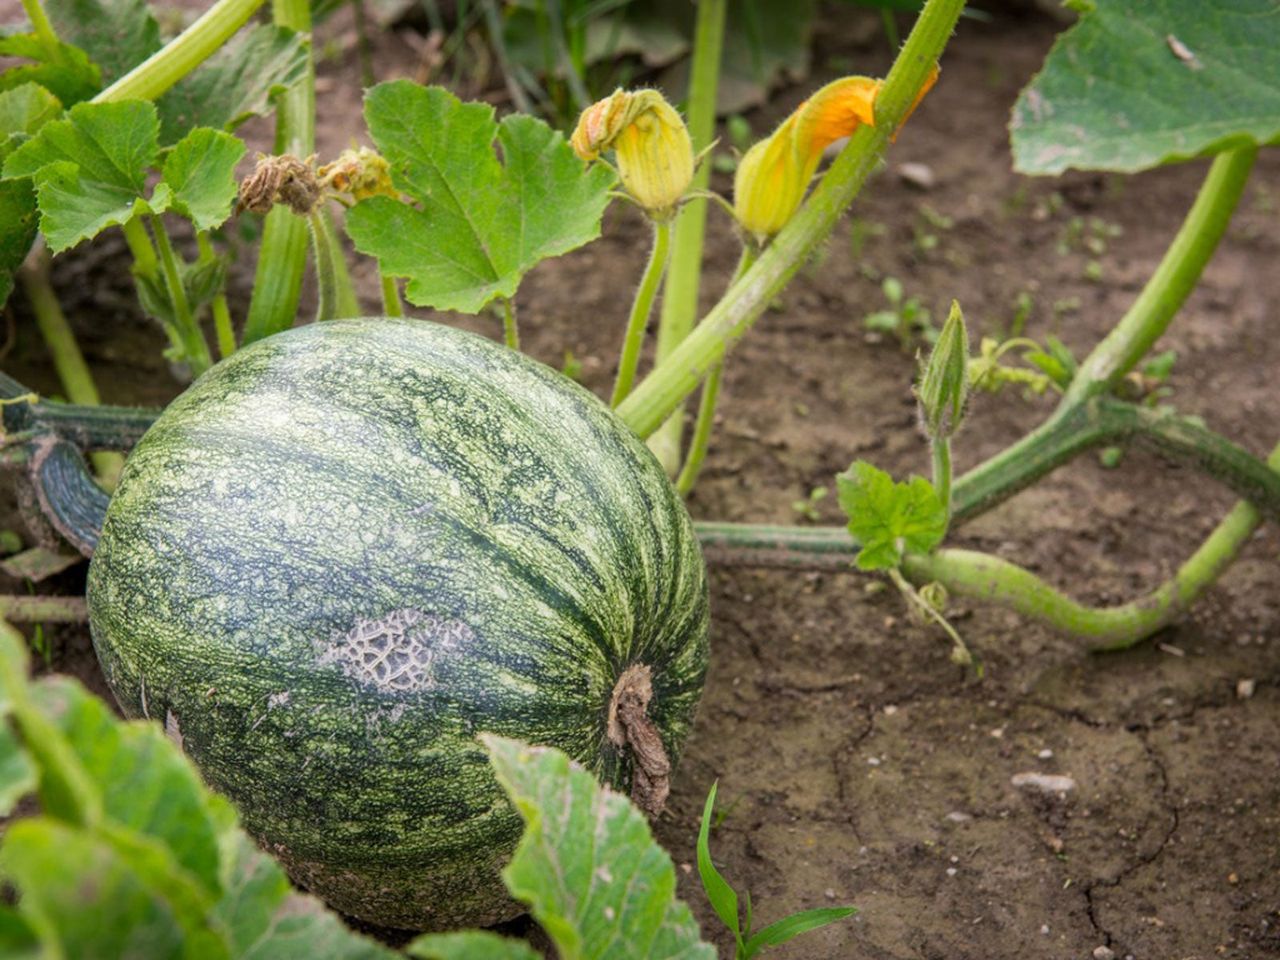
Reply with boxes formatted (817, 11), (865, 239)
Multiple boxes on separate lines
(319, 608), (471, 693)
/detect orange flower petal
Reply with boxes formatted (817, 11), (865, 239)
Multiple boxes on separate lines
(793, 76), (881, 162)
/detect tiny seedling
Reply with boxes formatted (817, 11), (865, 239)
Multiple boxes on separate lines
(912, 203), (954, 255)
(698, 782), (856, 959)
(863, 276), (938, 348)
(849, 217), (887, 259)
(791, 486), (829, 522)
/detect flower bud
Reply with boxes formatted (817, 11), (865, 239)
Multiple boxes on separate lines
(571, 89), (693, 221)
(917, 300), (970, 439)
(733, 67), (939, 242)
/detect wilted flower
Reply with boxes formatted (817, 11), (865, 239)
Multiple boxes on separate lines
(237, 154), (321, 216)
(318, 146), (398, 202)
(734, 68), (938, 243)
(572, 89), (694, 221)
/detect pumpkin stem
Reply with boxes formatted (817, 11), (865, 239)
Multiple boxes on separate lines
(607, 663), (671, 817)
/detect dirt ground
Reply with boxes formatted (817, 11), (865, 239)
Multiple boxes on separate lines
(4, 4), (1280, 958)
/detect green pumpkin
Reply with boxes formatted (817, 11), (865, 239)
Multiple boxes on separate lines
(88, 318), (709, 929)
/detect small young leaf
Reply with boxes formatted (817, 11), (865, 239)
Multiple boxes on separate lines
(2, 100), (169, 251)
(836, 461), (946, 571)
(161, 127), (246, 232)
(696, 782), (742, 943)
(44, 0), (161, 87)
(406, 931), (541, 960)
(484, 735), (716, 960)
(742, 906), (857, 957)
(1012, 0), (1280, 174)
(156, 25), (309, 146)
(348, 81), (614, 313)
(0, 34), (101, 106)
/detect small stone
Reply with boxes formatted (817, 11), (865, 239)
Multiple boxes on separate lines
(1228, 872), (1239, 885)
(1236, 679), (1256, 700)
(680, 862), (692, 874)
(883, 704), (899, 716)
(945, 811), (972, 823)
(1093, 947), (1116, 960)
(1157, 642), (1185, 657)
(824, 888), (836, 900)
(945, 867), (957, 877)
(897, 162), (936, 190)
(990, 727), (1005, 739)
(1040, 924), (1050, 936)
(1038, 748), (1054, 759)
(867, 756), (881, 766)
(1011, 772), (1076, 794)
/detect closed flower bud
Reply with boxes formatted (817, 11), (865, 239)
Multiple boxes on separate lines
(733, 68), (938, 243)
(571, 89), (693, 221)
(917, 300), (970, 440)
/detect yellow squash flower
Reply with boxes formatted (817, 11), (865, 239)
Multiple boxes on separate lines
(572, 89), (694, 221)
(734, 69), (938, 243)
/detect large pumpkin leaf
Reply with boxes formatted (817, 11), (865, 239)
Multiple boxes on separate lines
(156, 25), (309, 146)
(43, 0), (161, 87)
(0, 625), (403, 960)
(347, 81), (614, 313)
(1011, 0), (1280, 174)
(484, 735), (717, 960)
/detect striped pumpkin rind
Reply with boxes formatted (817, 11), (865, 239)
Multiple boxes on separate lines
(86, 318), (709, 929)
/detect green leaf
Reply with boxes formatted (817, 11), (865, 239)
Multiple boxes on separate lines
(0, 906), (40, 960)
(1011, 0), (1280, 174)
(44, 0), (161, 87)
(836, 461), (946, 571)
(161, 127), (246, 232)
(0, 83), (63, 147)
(156, 25), (309, 146)
(0, 818), (225, 958)
(2, 100), (169, 251)
(37, 676), (223, 894)
(347, 81), (614, 313)
(406, 931), (542, 960)
(742, 907), (857, 957)
(0, 34), (101, 106)
(0, 181), (37, 307)
(216, 832), (398, 959)
(0, 722), (36, 816)
(696, 782), (742, 946)
(485, 735), (717, 960)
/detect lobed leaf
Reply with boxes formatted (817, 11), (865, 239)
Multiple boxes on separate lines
(347, 81), (614, 314)
(161, 127), (246, 232)
(43, 0), (161, 87)
(837, 461), (946, 571)
(2, 100), (170, 251)
(156, 25), (309, 146)
(485, 734), (717, 960)
(1011, 0), (1280, 174)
